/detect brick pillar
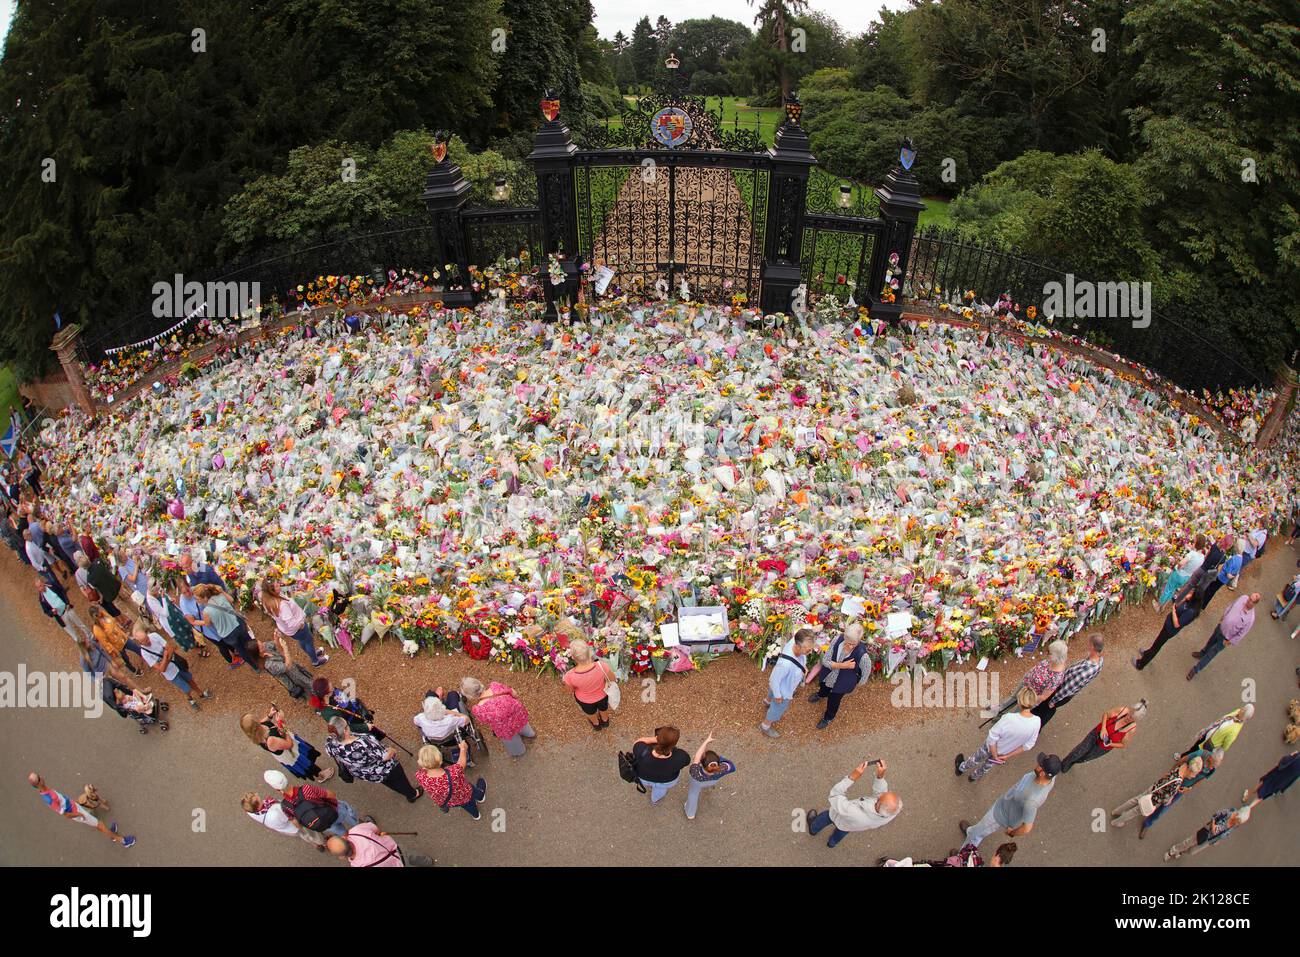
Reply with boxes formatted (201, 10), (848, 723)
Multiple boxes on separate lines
(1257, 364), (1298, 448)
(49, 323), (96, 416)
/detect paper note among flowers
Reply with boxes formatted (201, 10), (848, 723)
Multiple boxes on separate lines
(885, 612), (913, 638)
(840, 595), (867, 618)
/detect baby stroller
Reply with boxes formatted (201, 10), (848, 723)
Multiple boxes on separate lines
(103, 677), (169, 734)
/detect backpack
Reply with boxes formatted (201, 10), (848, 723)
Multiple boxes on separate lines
(284, 792), (338, 832)
(618, 749), (647, 793)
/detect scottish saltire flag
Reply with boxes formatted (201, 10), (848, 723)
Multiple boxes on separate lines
(0, 423), (16, 459)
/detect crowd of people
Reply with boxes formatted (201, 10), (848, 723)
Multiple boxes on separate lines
(16, 452), (1298, 865)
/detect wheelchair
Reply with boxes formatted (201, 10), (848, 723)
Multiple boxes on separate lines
(420, 697), (489, 767)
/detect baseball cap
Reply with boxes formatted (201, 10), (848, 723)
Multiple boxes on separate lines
(1037, 753), (1063, 778)
(263, 769), (288, 790)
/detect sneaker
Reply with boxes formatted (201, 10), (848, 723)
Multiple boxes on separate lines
(316, 651), (329, 663)
(816, 719), (831, 730)
(807, 692), (822, 704)
(201, 690), (212, 699)
(468, 807), (482, 821)
(110, 822), (118, 834)
(122, 836), (136, 849)
(189, 699), (200, 709)
(759, 723), (780, 738)
(805, 809), (818, 830)
(476, 779), (487, 801)
(954, 754), (965, 776)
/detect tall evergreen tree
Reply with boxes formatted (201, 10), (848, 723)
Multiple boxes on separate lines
(629, 16), (658, 88)
(747, 0), (808, 101)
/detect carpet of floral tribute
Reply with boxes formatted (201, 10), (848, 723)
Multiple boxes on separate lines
(43, 298), (1296, 681)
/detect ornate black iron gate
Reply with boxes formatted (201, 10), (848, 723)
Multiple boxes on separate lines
(423, 87), (924, 322)
(570, 149), (769, 303)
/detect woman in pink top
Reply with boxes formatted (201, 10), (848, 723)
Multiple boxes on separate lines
(260, 579), (328, 666)
(561, 638), (616, 731)
(460, 676), (535, 757)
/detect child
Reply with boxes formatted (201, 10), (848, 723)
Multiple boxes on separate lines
(115, 687), (154, 715)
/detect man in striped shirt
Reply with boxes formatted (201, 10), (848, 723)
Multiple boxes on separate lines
(1032, 634), (1104, 728)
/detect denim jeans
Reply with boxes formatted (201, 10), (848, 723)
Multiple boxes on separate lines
(963, 807), (1005, 849)
(684, 775), (723, 819)
(290, 623), (323, 665)
(459, 778), (488, 817)
(639, 775), (680, 804)
(1191, 627), (1227, 675)
(764, 696), (791, 724)
(324, 799), (359, 837)
(809, 809), (849, 847)
(1275, 592), (1298, 619)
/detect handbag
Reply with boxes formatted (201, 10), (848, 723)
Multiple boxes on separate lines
(618, 749), (647, 793)
(602, 660), (620, 711)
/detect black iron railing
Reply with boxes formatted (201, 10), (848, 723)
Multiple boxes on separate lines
(904, 226), (1269, 392)
(82, 217), (438, 362)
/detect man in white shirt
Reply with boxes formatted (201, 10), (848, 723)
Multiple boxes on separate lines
(806, 758), (900, 847)
(134, 623), (209, 708)
(956, 686), (1040, 782)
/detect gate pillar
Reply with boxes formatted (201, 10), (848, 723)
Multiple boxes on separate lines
(760, 94), (816, 315)
(868, 139), (925, 324)
(527, 90), (580, 320)
(422, 131), (475, 309)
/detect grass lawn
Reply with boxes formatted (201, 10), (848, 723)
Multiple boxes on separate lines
(0, 365), (21, 430)
(0, 366), (19, 418)
(919, 196), (953, 229)
(614, 95), (784, 140)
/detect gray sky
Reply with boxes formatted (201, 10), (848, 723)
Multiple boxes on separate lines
(593, 0), (912, 38)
